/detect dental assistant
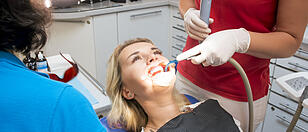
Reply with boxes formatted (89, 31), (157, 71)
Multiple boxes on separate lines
(175, 0), (307, 131)
(0, 0), (106, 131)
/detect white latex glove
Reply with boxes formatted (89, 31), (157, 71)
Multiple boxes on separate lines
(184, 8), (213, 41)
(177, 28), (251, 66)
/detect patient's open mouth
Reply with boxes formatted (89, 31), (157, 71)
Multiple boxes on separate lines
(148, 63), (169, 77)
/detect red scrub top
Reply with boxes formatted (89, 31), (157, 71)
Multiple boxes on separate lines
(177, 0), (277, 101)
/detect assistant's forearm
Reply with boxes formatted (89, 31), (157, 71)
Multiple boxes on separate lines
(247, 31), (303, 59)
(179, 0), (196, 18)
(247, 0), (308, 59)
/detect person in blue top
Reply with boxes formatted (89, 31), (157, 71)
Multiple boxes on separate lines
(0, 0), (106, 132)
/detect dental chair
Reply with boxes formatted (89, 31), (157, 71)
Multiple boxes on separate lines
(100, 94), (199, 131)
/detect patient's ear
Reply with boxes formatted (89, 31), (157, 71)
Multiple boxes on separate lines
(122, 87), (135, 100)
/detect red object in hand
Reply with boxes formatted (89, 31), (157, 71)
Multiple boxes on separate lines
(48, 53), (79, 83)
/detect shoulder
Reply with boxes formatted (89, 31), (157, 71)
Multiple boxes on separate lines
(50, 85), (105, 131)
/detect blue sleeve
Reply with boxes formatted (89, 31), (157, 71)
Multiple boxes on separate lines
(49, 86), (106, 132)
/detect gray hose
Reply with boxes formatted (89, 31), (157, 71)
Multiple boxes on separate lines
(228, 58), (254, 132)
(286, 86), (308, 132)
(286, 103), (303, 132)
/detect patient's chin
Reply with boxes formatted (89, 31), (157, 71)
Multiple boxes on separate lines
(152, 72), (176, 90)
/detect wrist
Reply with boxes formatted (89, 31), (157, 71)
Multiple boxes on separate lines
(184, 8), (196, 19)
(235, 28), (251, 53)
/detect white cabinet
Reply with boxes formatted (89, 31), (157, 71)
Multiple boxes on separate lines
(44, 17), (97, 77)
(93, 13), (118, 84)
(118, 6), (171, 59)
(46, 6), (172, 84)
(170, 6), (187, 59)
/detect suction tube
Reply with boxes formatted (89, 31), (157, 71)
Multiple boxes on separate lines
(228, 58), (254, 132)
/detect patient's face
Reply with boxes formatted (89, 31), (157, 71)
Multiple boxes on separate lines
(119, 42), (174, 100)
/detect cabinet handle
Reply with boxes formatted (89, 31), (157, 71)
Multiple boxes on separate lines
(175, 44), (184, 49)
(176, 35), (187, 41)
(173, 16), (184, 20)
(288, 62), (308, 71)
(130, 10), (162, 18)
(176, 24), (185, 28)
(298, 48), (308, 55)
(275, 115), (308, 132)
(172, 46), (182, 52)
(172, 26), (186, 33)
(294, 49), (308, 61)
(54, 20), (87, 24)
(279, 103), (294, 111)
(172, 36), (186, 43)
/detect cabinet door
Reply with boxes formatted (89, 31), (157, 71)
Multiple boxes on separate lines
(44, 17), (97, 77)
(93, 13), (118, 84)
(118, 6), (171, 59)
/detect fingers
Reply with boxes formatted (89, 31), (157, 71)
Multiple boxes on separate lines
(176, 44), (203, 61)
(188, 31), (205, 41)
(191, 14), (208, 29)
(186, 21), (210, 41)
(188, 27), (209, 40)
(190, 47), (209, 64)
(186, 15), (212, 41)
(209, 18), (214, 24)
(189, 21), (211, 34)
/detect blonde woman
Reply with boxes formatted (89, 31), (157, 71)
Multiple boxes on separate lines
(104, 38), (242, 132)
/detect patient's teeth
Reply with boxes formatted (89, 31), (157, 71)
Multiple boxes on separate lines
(150, 66), (163, 75)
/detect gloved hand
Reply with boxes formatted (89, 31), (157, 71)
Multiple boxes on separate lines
(184, 8), (213, 41)
(177, 28), (251, 66)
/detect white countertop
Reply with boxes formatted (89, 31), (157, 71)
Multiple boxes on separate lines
(52, 0), (179, 20)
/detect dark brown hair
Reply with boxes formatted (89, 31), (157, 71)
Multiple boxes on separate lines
(0, 0), (51, 54)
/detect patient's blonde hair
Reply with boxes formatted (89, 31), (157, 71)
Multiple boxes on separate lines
(106, 38), (187, 132)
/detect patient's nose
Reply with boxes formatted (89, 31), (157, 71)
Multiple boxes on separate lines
(146, 54), (157, 65)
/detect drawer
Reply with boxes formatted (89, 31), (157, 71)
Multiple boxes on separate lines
(263, 104), (308, 132)
(170, 6), (182, 19)
(276, 56), (308, 72)
(171, 34), (186, 44)
(171, 40), (184, 56)
(268, 92), (308, 121)
(171, 28), (187, 41)
(171, 46), (182, 59)
(171, 19), (186, 34)
(273, 65), (294, 79)
(295, 48), (308, 60)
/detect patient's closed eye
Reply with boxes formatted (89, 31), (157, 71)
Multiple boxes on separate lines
(132, 55), (141, 63)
